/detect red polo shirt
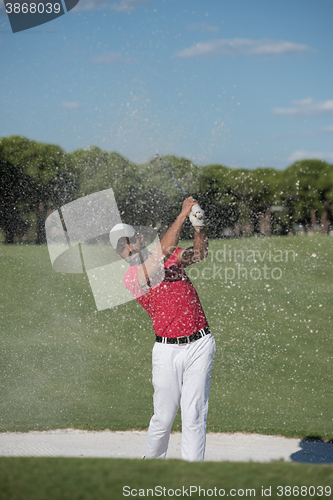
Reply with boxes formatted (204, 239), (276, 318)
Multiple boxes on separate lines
(123, 247), (208, 338)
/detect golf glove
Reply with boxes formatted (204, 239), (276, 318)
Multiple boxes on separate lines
(189, 203), (205, 228)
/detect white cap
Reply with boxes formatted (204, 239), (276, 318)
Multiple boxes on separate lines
(109, 223), (136, 249)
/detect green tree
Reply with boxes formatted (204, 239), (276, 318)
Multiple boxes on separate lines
(246, 168), (284, 233)
(70, 147), (148, 225)
(0, 147), (36, 243)
(279, 159), (333, 229)
(0, 136), (79, 243)
(193, 164), (234, 237)
(140, 155), (201, 235)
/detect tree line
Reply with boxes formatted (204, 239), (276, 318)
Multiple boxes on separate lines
(0, 135), (332, 244)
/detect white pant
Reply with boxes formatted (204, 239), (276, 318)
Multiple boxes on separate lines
(145, 333), (216, 462)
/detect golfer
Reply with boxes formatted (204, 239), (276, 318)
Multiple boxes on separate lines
(109, 197), (215, 461)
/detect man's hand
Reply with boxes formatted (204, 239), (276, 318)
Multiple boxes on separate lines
(180, 196), (196, 219)
(190, 203), (205, 228)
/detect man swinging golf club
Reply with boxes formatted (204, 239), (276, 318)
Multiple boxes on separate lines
(109, 196), (215, 462)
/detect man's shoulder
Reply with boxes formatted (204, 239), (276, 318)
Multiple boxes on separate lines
(123, 265), (138, 288)
(165, 247), (183, 266)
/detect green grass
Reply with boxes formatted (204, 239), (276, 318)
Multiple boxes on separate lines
(0, 235), (333, 438)
(0, 457), (332, 500)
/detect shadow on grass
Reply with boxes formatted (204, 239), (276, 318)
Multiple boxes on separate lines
(290, 436), (333, 464)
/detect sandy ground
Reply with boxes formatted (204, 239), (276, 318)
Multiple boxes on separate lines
(1, 430), (333, 464)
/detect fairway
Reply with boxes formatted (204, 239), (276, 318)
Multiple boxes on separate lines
(0, 235), (332, 439)
(0, 457), (333, 500)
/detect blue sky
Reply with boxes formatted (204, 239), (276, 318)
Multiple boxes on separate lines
(1, 0), (333, 169)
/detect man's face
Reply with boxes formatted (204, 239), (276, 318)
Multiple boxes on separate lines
(117, 234), (148, 266)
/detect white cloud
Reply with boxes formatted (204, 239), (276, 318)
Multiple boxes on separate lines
(91, 51), (137, 63)
(186, 22), (219, 34)
(60, 101), (80, 109)
(273, 98), (333, 117)
(176, 38), (311, 58)
(288, 150), (333, 163)
(321, 125), (333, 132)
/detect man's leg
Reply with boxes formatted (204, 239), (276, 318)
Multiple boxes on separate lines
(145, 343), (183, 459)
(180, 334), (216, 462)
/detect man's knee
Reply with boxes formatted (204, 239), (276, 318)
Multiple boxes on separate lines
(150, 413), (175, 432)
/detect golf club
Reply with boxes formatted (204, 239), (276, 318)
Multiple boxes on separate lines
(150, 154), (187, 198)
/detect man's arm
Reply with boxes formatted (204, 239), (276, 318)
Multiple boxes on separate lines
(159, 196), (196, 259)
(136, 197), (196, 286)
(177, 227), (208, 268)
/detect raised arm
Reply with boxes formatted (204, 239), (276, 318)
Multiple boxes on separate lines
(136, 197), (196, 286)
(159, 196), (196, 259)
(178, 226), (208, 268)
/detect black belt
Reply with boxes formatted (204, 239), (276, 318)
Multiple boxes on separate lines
(155, 327), (211, 345)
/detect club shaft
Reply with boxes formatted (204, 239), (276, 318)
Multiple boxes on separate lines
(151, 154), (187, 198)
